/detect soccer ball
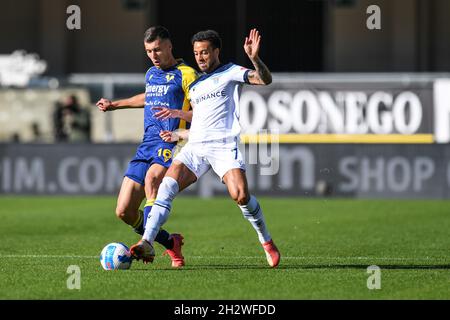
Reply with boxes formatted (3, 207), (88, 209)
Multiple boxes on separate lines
(99, 242), (133, 270)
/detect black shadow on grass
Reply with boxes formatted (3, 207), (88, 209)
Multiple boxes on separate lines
(294, 264), (450, 270)
(271, 264), (450, 271)
(130, 264), (450, 271)
(131, 264), (269, 271)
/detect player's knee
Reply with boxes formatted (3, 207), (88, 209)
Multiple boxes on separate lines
(115, 201), (136, 221)
(115, 206), (127, 221)
(230, 188), (249, 205)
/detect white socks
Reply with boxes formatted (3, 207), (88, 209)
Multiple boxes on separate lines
(143, 177), (179, 244)
(239, 195), (271, 244)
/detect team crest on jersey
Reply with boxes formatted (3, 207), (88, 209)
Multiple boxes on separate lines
(166, 74), (175, 82)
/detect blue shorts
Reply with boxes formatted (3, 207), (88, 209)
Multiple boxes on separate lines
(125, 140), (175, 186)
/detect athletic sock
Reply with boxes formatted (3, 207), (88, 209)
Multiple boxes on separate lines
(143, 199), (174, 249)
(143, 199), (155, 227)
(155, 229), (174, 249)
(239, 195), (271, 244)
(132, 210), (144, 235)
(143, 177), (179, 244)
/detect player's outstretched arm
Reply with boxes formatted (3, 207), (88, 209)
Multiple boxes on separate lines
(152, 107), (193, 123)
(244, 28), (272, 85)
(159, 129), (190, 142)
(95, 93), (145, 112)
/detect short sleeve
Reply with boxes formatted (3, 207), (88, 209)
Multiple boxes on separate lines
(229, 64), (251, 84)
(178, 65), (199, 100)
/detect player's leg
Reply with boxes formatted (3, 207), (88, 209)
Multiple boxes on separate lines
(131, 144), (208, 263)
(142, 160), (198, 244)
(144, 163), (185, 267)
(222, 167), (280, 268)
(131, 160), (198, 263)
(121, 154), (153, 234)
(143, 163), (170, 246)
(115, 175), (170, 241)
(208, 140), (280, 267)
(115, 176), (146, 231)
(223, 169), (272, 244)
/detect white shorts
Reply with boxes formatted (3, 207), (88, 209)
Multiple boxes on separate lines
(174, 138), (246, 180)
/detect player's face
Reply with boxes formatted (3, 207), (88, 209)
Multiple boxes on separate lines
(193, 41), (220, 73)
(144, 38), (173, 69)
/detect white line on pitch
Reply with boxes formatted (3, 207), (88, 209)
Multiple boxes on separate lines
(0, 255), (98, 259)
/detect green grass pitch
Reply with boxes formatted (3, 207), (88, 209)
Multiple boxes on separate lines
(0, 196), (448, 299)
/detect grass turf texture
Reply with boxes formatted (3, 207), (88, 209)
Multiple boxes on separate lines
(0, 196), (448, 299)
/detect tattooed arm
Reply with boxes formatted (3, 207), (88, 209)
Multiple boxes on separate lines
(244, 28), (272, 85)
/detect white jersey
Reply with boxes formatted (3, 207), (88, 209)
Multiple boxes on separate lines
(188, 63), (250, 143)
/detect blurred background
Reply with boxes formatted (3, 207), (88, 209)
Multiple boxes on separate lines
(1, 0), (450, 198)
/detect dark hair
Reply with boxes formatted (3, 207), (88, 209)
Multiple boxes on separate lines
(191, 30), (222, 49)
(144, 26), (171, 43)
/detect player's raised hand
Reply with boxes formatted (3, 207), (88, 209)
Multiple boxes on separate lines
(244, 28), (261, 60)
(96, 98), (113, 112)
(152, 106), (180, 120)
(160, 130), (179, 142)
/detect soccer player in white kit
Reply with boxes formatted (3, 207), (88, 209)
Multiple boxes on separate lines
(130, 28), (280, 268)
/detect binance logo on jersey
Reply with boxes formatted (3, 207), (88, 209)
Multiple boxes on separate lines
(166, 74), (175, 82)
(194, 89), (227, 104)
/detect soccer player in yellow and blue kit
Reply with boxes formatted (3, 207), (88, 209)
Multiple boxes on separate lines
(96, 26), (197, 268)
